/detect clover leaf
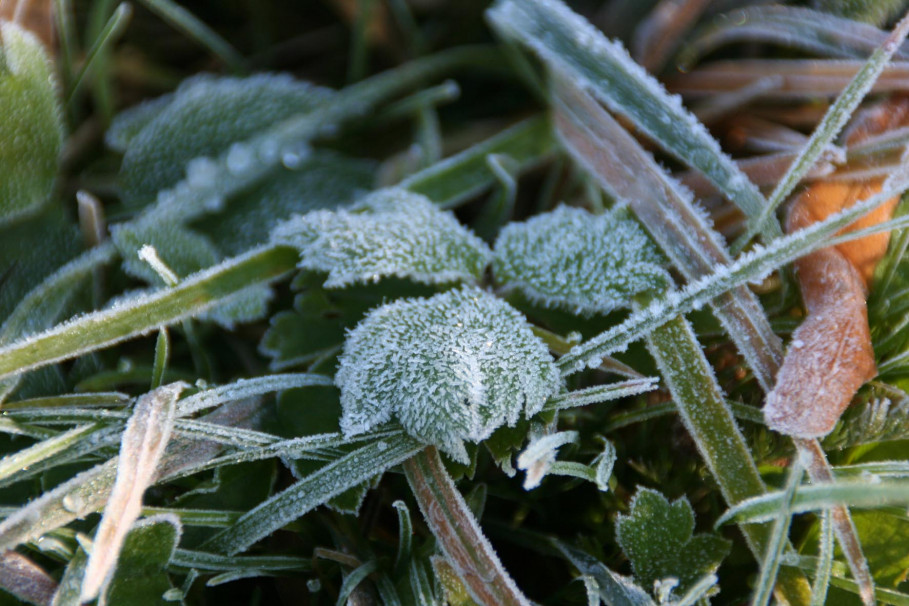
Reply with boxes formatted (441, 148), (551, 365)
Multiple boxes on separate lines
(335, 286), (561, 463)
(615, 488), (730, 596)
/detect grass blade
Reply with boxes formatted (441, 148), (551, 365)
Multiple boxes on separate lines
(136, 0), (245, 72)
(487, 0), (776, 238)
(203, 434), (423, 554)
(80, 382), (182, 602)
(743, 10), (909, 244)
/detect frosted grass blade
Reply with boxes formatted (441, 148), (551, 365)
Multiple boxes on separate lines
(0, 245), (299, 382)
(558, 177), (909, 374)
(751, 460), (803, 606)
(683, 6), (909, 64)
(487, 0), (776, 237)
(543, 378), (658, 411)
(718, 479), (909, 526)
(203, 435), (423, 554)
(552, 78), (784, 390)
(744, 10), (909, 244)
(176, 373), (333, 416)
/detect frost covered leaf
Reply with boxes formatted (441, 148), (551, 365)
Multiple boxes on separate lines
(0, 21), (63, 223)
(615, 488), (730, 596)
(336, 286), (560, 463)
(272, 188), (492, 288)
(492, 206), (667, 315)
(115, 73), (334, 205)
(99, 515), (182, 606)
(81, 383), (183, 603)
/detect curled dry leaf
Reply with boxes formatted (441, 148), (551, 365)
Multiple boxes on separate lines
(80, 382), (184, 603)
(764, 97), (909, 437)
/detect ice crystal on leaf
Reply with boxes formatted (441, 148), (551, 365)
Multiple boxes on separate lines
(271, 188), (492, 288)
(335, 286), (561, 463)
(492, 206), (668, 315)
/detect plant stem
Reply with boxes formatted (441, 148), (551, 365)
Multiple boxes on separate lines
(403, 447), (531, 606)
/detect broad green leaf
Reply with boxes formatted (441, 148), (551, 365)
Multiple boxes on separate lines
(196, 150), (375, 256)
(848, 510), (909, 587)
(272, 188), (492, 289)
(615, 488), (731, 595)
(100, 515), (181, 606)
(116, 73), (334, 205)
(493, 206), (667, 315)
(0, 21), (63, 222)
(335, 286), (561, 463)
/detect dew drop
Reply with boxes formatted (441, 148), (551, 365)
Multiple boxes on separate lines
(281, 143), (312, 170)
(186, 157), (218, 188)
(226, 142), (253, 175)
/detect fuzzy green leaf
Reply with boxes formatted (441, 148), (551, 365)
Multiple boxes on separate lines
(335, 286), (561, 463)
(0, 22), (63, 223)
(272, 188), (491, 288)
(493, 206), (668, 315)
(100, 515), (181, 606)
(116, 73), (334, 205)
(615, 488), (731, 595)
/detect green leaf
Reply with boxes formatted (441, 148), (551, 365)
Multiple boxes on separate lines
(272, 188), (492, 288)
(116, 73), (334, 205)
(196, 150), (375, 257)
(100, 515), (181, 606)
(615, 488), (731, 595)
(0, 22), (63, 223)
(335, 286), (561, 463)
(493, 206), (667, 315)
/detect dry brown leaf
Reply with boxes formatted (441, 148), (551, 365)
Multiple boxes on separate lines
(80, 382), (183, 603)
(764, 98), (908, 437)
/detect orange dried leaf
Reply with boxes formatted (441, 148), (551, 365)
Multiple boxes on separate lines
(764, 95), (908, 437)
(764, 246), (877, 437)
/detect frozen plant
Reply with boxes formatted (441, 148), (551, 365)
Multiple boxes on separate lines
(335, 285), (561, 463)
